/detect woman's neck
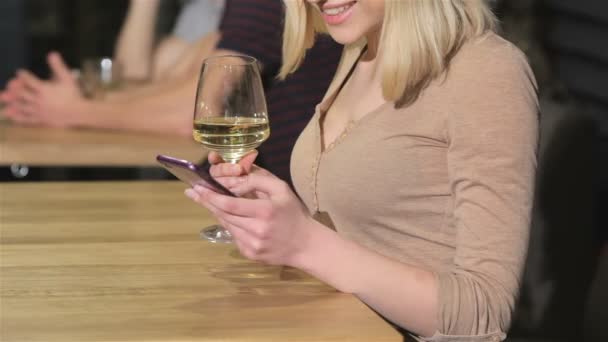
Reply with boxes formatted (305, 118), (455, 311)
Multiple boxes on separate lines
(362, 28), (381, 62)
(358, 29), (383, 84)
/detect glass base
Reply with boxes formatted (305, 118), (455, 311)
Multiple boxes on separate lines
(200, 225), (233, 243)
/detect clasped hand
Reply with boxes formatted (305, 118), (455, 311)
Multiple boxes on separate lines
(185, 151), (317, 266)
(0, 52), (82, 127)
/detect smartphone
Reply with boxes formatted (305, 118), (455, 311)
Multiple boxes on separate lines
(156, 154), (236, 197)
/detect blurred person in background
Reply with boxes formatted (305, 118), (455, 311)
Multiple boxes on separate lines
(0, 0), (224, 131)
(0, 0), (342, 186)
(115, 0), (225, 82)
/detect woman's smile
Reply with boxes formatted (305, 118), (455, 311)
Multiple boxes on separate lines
(319, 1), (357, 26)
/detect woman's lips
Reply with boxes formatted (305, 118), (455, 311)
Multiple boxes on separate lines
(320, 1), (355, 26)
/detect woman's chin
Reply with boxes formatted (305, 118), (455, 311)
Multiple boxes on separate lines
(326, 29), (362, 46)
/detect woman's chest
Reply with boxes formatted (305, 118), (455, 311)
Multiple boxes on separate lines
(293, 104), (451, 220)
(321, 67), (385, 150)
(319, 114), (449, 215)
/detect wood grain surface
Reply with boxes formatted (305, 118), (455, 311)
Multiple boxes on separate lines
(0, 181), (401, 341)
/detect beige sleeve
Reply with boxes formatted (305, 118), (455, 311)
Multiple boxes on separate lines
(431, 42), (539, 340)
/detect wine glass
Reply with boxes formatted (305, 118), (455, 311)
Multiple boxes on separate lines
(193, 55), (270, 243)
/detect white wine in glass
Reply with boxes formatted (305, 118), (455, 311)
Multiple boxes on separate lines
(193, 117), (269, 163)
(193, 55), (269, 243)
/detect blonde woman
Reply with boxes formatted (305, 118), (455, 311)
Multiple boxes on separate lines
(185, 0), (539, 340)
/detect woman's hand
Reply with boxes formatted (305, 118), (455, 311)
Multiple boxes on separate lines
(205, 151), (263, 199)
(185, 160), (319, 266)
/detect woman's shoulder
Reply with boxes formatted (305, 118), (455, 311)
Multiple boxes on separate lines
(462, 31), (526, 60)
(447, 31), (536, 88)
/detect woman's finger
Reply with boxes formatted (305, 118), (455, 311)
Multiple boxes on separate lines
(209, 162), (243, 178)
(207, 151), (224, 164)
(193, 185), (270, 217)
(229, 171), (288, 198)
(219, 218), (262, 260)
(211, 176), (255, 199)
(211, 165), (279, 197)
(238, 150), (259, 173)
(214, 213), (265, 238)
(185, 188), (221, 215)
(186, 189), (259, 246)
(184, 188), (201, 201)
(213, 176), (246, 190)
(207, 150), (258, 177)
(208, 176), (260, 200)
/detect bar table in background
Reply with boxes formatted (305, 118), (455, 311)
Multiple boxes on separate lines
(0, 119), (205, 167)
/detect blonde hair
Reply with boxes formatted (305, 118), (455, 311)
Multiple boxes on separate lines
(280, 0), (497, 107)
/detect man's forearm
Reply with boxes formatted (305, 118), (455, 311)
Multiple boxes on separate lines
(75, 45), (246, 135)
(73, 79), (195, 136)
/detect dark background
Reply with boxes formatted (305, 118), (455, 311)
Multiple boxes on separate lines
(0, 0), (183, 83)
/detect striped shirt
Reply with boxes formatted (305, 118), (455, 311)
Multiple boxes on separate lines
(216, 0), (343, 186)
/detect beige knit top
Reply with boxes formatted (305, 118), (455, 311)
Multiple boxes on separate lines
(290, 33), (539, 341)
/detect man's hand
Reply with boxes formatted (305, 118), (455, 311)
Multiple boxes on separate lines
(1, 52), (86, 127)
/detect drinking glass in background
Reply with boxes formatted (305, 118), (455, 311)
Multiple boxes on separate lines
(193, 55), (270, 243)
(79, 57), (123, 98)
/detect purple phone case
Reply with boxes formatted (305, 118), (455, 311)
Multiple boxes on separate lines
(156, 155), (236, 197)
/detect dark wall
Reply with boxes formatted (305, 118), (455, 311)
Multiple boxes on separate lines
(20, 0), (181, 78)
(0, 0), (26, 87)
(25, 0), (129, 78)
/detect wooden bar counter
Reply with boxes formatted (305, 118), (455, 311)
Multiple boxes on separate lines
(0, 120), (205, 166)
(0, 181), (401, 341)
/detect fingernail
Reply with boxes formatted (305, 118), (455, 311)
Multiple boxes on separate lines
(194, 185), (206, 193)
(184, 189), (197, 200)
